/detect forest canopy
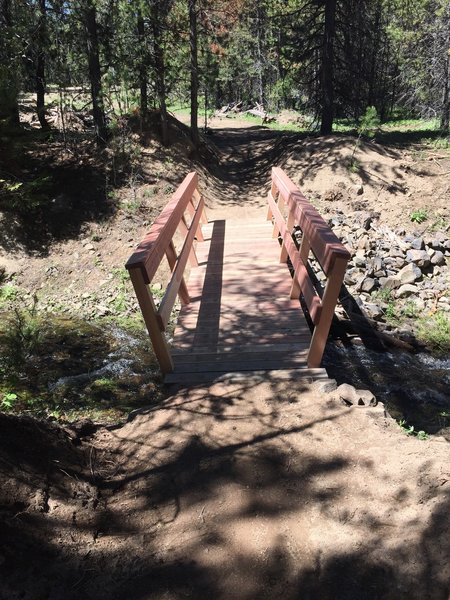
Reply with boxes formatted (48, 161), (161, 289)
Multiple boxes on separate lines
(1, 0), (450, 142)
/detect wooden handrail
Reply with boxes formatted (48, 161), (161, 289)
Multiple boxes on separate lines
(267, 167), (350, 367)
(125, 172), (207, 374)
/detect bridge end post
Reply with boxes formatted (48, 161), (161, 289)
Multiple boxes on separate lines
(128, 266), (174, 374)
(306, 255), (348, 368)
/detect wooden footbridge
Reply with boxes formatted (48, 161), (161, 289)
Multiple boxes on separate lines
(126, 168), (350, 385)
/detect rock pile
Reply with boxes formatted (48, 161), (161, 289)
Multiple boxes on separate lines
(309, 209), (450, 326)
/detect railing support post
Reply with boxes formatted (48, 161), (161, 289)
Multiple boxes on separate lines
(307, 256), (348, 367)
(128, 267), (174, 374)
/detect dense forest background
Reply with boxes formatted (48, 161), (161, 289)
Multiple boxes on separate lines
(1, 0), (450, 143)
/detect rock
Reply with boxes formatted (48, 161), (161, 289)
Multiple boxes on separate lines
(335, 383), (377, 407)
(367, 256), (384, 278)
(344, 269), (359, 285)
(431, 250), (446, 266)
(384, 253), (407, 267)
(398, 263), (422, 285)
(84, 243), (95, 251)
(395, 284), (418, 298)
(409, 237), (424, 250)
(406, 249), (431, 268)
(354, 249), (366, 267)
(314, 379), (338, 394)
(379, 276), (400, 290)
(389, 247), (405, 259)
(357, 235), (370, 250)
(363, 303), (384, 320)
(360, 277), (377, 293)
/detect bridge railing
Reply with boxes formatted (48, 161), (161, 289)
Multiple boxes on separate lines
(125, 172), (207, 374)
(267, 167), (350, 367)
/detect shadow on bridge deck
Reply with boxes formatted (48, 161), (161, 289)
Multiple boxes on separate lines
(166, 218), (328, 385)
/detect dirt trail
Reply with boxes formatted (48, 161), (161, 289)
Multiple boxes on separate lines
(1, 122), (450, 599)
(92, 378), (449, 600)
(4, 376), (448, 599)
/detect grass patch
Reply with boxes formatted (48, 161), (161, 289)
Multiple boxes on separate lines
(0, 284), (19, 307)
(0, 309), (162, 423)
(417, 312), (450, 355)
(410, 209), (428, 224)
(398, 419), (429, 440)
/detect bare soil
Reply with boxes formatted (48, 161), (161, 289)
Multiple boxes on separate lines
(1, 117), (449, 599)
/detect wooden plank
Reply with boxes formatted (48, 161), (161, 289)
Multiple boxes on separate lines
(173, 357), (311, 373)
(125, 172), (198, 283)
(173, 333), (313, 348)
(177, 298), (302, 315)
(171, 342), (311, 356)
(164, 367), (328, 385)
(173, 348), (309, 365)
(176, 313), (310, 329)
(157, 196), (204, 328)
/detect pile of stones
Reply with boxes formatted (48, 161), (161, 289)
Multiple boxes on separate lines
(322, 210), (450, 322)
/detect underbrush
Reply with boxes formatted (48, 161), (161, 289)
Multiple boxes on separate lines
(0, 298), (163, 424)
(371, 288), (450, 355)
(416, 312), (450, 355)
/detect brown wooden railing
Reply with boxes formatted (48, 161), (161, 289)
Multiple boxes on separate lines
(125, 172), (207, 374)
(267, 167), (350, 367)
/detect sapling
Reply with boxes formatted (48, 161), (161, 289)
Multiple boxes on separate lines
(350, 106), (380, 168)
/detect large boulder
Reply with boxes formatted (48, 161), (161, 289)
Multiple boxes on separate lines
(406, 249), (431, 268)
(398, 262), (422, 285)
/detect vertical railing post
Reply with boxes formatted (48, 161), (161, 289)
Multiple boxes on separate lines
(128, 267), (174, 374)
(165, 241), (190, 304)
(307, 256), (348, 367)
(267, 180), (278, 221)
(280, 211), (294, 263)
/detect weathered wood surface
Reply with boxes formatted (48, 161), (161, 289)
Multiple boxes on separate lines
(269, 167), (350, 368)
(126, 172), (204, 373)
(166, 219), (328, 384)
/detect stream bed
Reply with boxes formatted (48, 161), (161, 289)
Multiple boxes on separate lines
(324, 343), (450, 438)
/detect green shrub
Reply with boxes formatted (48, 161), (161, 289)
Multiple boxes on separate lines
(0, 296), (42, 378)
(410, 209), (428, 224)
(417, 311), (450, 354)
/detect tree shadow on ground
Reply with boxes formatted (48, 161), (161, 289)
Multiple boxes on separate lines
(2, 374), (448, 600)
(0, 129), (116, 256)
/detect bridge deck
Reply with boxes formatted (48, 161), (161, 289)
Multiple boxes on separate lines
(165, 218), (328, 384)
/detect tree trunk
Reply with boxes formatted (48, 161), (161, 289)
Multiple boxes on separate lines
(0, 0), (20, 126)
(84, 2), (108, 145)
(151, 2), (168, 145)
(36, 0), (49, 129)
(189, 0), (199, 147)
(320, 0), (336, 135)
(440, 46), (450, 131)
(255, 4), (265, 108)
(137, 8), (147, 123)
